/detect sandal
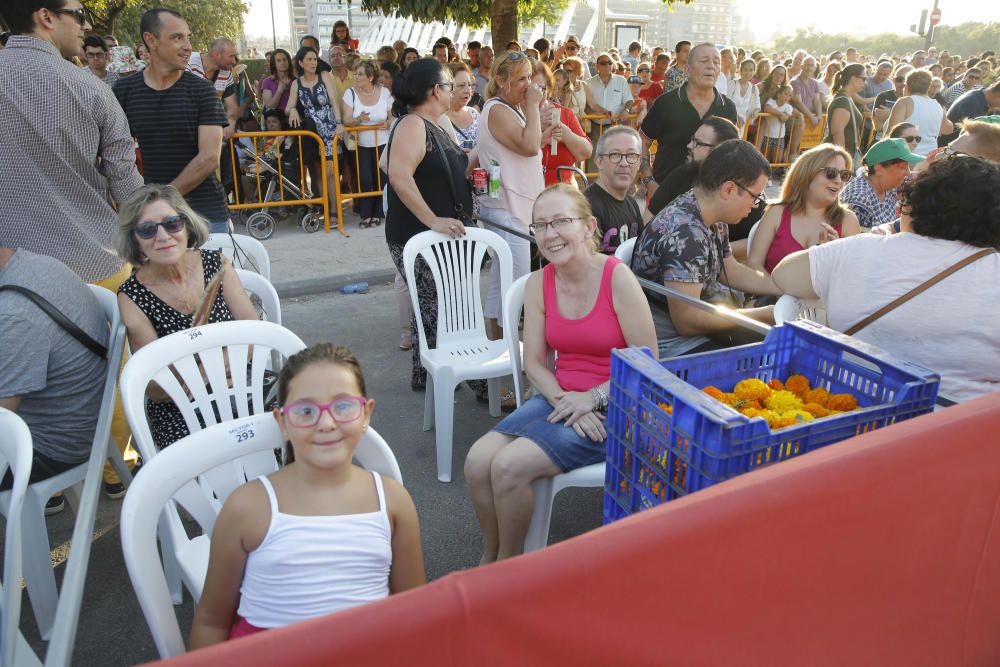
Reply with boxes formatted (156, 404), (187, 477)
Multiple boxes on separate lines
(359, 218), (371, 229)
(476, 387), (518, 412)
(371, 217), (383, 227)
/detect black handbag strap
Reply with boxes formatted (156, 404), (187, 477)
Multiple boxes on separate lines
(0, 285), (108, 358)
(425, 120), (470, 222)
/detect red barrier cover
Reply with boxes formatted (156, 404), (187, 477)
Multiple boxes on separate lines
(158, 394), (1000, 666)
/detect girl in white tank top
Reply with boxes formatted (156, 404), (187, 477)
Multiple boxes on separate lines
(189, 344), (425, 649)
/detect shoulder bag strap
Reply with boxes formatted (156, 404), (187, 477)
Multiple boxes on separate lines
(426, 121), (469, 222)
(0, 285), (108, 358)
(844, 248), (996, 336)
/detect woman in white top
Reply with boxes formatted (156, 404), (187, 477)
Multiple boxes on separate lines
(772, 155), (1000, 403)
(886, 68), (953, 156)
(728, 58), (761, 133)
(344, 59), (394, 227)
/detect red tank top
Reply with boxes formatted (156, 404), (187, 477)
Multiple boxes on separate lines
(764, 206), (842, 273)
(543, 256), (627, 392)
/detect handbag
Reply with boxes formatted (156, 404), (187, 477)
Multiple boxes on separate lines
(844, 248), (996, 336)
(0, 285), (107, 358)
(426, 121), (474, 225)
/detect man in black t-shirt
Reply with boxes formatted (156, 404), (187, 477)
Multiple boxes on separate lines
(584, 126), (642, 254)
(639, 44), (738, 197)
(115, 8), (230, 231)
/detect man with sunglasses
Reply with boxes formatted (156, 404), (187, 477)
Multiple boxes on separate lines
(943, 66), (984, 107)
(584, 126), (643, 254)
(631, 140), (781, 358)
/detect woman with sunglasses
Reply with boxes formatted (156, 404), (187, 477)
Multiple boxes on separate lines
(772, 155), (1000, 403)
(114, 185), (258, 449)
(747, 144), (861, 275)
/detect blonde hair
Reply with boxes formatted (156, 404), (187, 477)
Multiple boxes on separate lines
(960, 119), (1000, 162)
(485, 51), (532, 99)
(562, 56), (587, 79)
(776, 143), (852, 228)
(114, 184), (210, 265)
(532, 183), (600, 254)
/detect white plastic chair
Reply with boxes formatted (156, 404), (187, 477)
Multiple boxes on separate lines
(203, 233), (271, 281)
(0, 286), (131, 645)
(121, 414), (403, 658)
(120, 320), (306, 605)
(745, 220), (761, 257)
(614, 237), (636, 266)
(235, 268), (281, 326)
(403, 229), (515, 482)
(774, 294), (828, 326)
(500, 275), (605, 553)
(0, 409), (33, 667)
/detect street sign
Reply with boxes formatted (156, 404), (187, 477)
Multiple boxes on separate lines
(930, 8), (942, 26)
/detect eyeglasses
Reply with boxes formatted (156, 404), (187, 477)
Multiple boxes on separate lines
(894, 77), (906, 83)
(597, 60), (613, 66)
(599, 152), (641, 165)
(85, 51), (107, 59)
(281, 398), (367, 428)
(903, 135), (921, 144)
(637, 68), (650, 73)
(565, 44), (579, 51)
(941, 145), (969, 160)
(733, 182), (768, 208)
(133, 215), (186, 239)
(436, 81), (454, 91)
(628, 76), (642, 84)
(528, 216), (583, 235)
(689, 136), (717, 149)
(504, 51), (528, 62)
(818, 167), (853, 182)
(51, 6), (90, 26)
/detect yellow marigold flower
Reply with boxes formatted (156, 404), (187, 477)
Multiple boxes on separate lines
(784, 374), (811, 397)
(764, 390), (804, 413)
(782, 409), (815, 424)
(733, 378), (771, 402)
(767, 378), (784, 391)
(803, 402), (830, 418)
(802, 387), (831, 407)
(827, 393), (859, 412)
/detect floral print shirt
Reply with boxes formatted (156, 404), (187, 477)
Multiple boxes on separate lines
(662, 66), (687, 94)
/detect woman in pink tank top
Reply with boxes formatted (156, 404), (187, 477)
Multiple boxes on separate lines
(748, 144), (861, 274)
(465, 184), (657, 563)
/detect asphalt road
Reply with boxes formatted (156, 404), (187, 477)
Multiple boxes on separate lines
(10, 283), (603, 666)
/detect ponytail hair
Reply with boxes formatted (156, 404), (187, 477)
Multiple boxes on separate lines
(832, 63), (865, 95)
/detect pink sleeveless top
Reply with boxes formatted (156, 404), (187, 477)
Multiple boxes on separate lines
(543, 256), (627, 392)
(764, 206), (842, 273)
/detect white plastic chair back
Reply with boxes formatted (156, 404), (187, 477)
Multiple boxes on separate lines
(402, 228), (513, 353)
(502, 274), (529, 408)
(0, 409), (32, 667)
(746, 220), (760, 257)
(120, 320), (306, 464)
(203, 233), (271, 281)
(235, 269), (281, 326)
(121, 414), (402, 658)
(774, 294), (829, 326)
(614, 237), (636, 266)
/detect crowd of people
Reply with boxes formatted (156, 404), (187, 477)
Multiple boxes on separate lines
(2, 0), (1000, 653)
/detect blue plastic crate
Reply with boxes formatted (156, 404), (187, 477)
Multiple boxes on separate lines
(603, 321), (940, 523)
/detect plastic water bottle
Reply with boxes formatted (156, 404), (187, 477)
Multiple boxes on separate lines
(339, 282), (369, 294)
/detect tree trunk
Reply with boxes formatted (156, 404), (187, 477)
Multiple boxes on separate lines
(490, 0), (518, 50)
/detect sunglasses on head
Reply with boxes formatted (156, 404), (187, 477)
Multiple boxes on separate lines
(134, 215), (186, 239)
(818, 167), (853, 182)
(505, 51), (528, 62)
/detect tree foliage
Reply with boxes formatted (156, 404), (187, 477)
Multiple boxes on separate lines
(769, 22), (1000, 58)
(87, 0), (248, 51)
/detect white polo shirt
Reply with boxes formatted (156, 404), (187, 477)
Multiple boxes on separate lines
(586, 73), (633, 125)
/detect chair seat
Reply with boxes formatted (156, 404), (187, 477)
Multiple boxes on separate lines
(420, 340), (513, 380)
(176, 535), (211, 603)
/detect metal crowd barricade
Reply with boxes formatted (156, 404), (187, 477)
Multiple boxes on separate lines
(576, 112), (644, 181)
(226, 130), (334, 234)
(329, 124), (388, 235)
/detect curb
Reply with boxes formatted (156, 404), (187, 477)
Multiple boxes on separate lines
(273, 268), (399, 298)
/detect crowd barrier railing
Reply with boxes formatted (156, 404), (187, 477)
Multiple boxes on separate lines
(575, 112), (649, 181)
(329, 124), (389, 235)
(226, 130), (334, 234)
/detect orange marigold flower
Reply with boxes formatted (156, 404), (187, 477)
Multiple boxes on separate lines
(784, 374), (811, 397)
(733, 378), (771, 402)
(767, 378), (784, 391)
(802, 387), (831, 407)
(827, 393), (859, 412)
(803, 402), (830, 418)
(735, 399), (763, 412)
(702, 386), (726, 401)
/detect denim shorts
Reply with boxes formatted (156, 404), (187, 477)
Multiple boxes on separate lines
(493, 394), (607, 473)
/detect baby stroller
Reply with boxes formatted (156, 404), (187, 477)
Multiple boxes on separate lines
(236, 133), (323, 240)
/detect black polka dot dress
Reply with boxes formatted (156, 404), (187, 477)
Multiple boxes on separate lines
(119, 249), (234, 449)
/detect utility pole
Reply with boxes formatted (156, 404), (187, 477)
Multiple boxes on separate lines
(925, 0), (941, 51)
(269, 0), (277, 51)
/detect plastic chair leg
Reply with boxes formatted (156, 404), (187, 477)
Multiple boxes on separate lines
(524, 477), (556, 552)
(20, 490), (58, 641)
(487, 377), (501, 418)
(422, 374), (434, 432)
(62, 482), (83, 514)
(106, 437), (133, 489)
(434, 378), (456, 483)
(157, 512), (184, 605)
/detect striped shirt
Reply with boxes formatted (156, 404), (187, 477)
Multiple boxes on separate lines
(114, 71), (230, 222)
(0, 36), (143, 282)
(187, 52), (235, 98)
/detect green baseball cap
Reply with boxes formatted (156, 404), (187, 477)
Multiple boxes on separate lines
(863, 138), (924, 166)
(973, 115), (1000, 125)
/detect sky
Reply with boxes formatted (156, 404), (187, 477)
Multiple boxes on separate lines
(244, 0), (999, 43)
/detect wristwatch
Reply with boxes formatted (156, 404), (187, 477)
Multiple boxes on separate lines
(641, 175), (655, 186)
(590, 386), (609, 412)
